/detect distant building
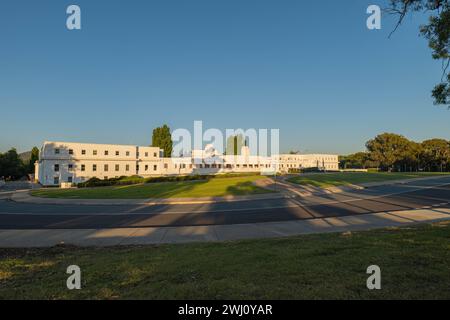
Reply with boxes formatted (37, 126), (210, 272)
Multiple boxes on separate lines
(35, 141), (339, 186)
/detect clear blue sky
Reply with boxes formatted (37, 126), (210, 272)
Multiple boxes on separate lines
(1, 0), (448, 154)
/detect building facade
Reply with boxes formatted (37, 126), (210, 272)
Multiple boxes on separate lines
(35, 141), (339, 186)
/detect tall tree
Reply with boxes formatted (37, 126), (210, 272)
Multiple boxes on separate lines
(225, 134), (245, 155)
(387, 0), (450, 107)
(366, 133), (413, 171)
(28, 147), (39, 174)
(420, 139), (450, 171)
(151, 125), (173, 158)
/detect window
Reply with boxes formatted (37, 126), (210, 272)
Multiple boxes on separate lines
(164, 163), (168, 169)
(69, 149), (73, 155)
(115, 164), (120, 171)
(136, 165), (139, 171)
(93, 164), (97, 172)
(81, 164), (85, 172)
(104, 176), (108, 180)
(104, 164), (109, 171)
(116, 151), (119, 156)
(93, 150), (97, 156)
(68, 164), (73, 171)
(126, 151), (130, 156)
(145, 165), (148, 171)
(55, 149), (60, 155)
(126, 164), (130, 171)
(145, 152), (148, 157)
(81, 150), (86, 155)
(104, 150), (109, 156)
(54, 177), (59, 185)
(154, 152), (157, 157)
(68, 176), (73, 183)
(153, 165), (157, 171)
(54, 164), (59, 172)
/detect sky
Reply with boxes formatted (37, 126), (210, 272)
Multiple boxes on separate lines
(0, 0), (448, 155)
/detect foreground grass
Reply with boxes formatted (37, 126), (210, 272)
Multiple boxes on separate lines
(287, 172), (450, 188)
(1, 222), (450, 299)
(31, 176), (271, 199)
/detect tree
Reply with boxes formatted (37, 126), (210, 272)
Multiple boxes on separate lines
(366, 133), (413, 171)
(386, 0), (450, 108)
(27, 147), (39, 174)
(0, 148), (26, 180)
(225, 134), (245, 155)
(420, 139), (450, 171)
(340, 152), (370, 169)
(151, 125), (173, 158)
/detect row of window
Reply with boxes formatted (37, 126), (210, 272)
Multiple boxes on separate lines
(53, 162), (276, 173)
(167, 163), (273, 169)
(54, 148), (158, 158)
(54, 164), (158, 172)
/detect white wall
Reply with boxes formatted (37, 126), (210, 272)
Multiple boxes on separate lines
(36, 141), (340, 186)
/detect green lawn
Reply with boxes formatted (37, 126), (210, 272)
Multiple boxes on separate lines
(1, 222), (450, 299)
(31, 176), (272, 199)
(287, 172), (450, 188)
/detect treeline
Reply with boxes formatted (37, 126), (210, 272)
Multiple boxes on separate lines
(340, 133), (450, 172)
(0, 147), (39, 180)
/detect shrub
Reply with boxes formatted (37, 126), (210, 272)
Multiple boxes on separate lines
(77, 172), (261, 188)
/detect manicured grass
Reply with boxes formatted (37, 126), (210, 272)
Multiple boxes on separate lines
(31, 176), (272, 199)
(1, 222), (450, 299)
(287, 172), (450, 188)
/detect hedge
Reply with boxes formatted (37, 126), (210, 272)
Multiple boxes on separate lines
(77, 172), (260, 188)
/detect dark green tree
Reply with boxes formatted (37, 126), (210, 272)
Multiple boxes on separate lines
(387, 0), (450, 107)
(0, 148), (26, 179)
(151, 125), (173, 158)
(27, 147), (39, 174)
(225, 134), (245, 155)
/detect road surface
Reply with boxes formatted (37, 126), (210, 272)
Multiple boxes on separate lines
(0, 177), (449, 229)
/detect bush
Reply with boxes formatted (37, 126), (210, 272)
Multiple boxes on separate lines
(78, 176), (145, 188)
(77, 172), (261, 188)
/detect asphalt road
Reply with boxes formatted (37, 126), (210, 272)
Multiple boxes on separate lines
(1, 177), (450, 229)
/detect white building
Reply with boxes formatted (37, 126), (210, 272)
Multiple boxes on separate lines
(35, 141), (339, 186)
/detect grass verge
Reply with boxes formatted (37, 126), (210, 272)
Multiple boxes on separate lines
(31, 175), (272, 199)
(287, 172), (450, 188)
(1, 221), (450, 299)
